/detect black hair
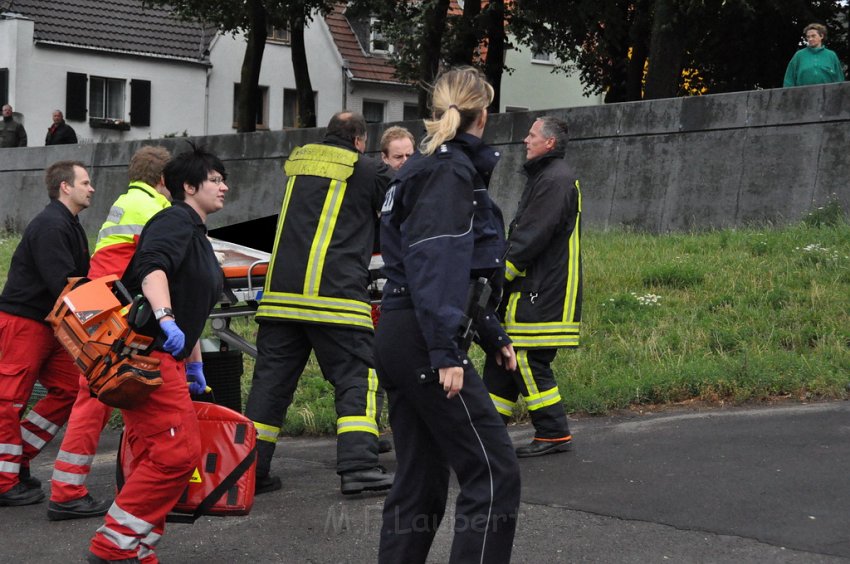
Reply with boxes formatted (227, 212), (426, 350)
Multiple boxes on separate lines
(163, 142), (226, 201)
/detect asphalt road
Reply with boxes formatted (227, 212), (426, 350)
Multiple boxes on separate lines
(2, 401), (849, 563)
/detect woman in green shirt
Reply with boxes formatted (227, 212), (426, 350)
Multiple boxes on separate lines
(784, 23), (845, 87)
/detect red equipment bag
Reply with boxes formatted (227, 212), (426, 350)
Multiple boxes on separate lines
(118, 401), (257, 523)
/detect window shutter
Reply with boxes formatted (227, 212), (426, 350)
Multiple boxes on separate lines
(130, 79), (151, 127)
(66, 72), (87, 121)
(0, 69), (8, 106)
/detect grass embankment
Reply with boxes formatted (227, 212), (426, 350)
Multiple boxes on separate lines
(2, 206), (848, 436)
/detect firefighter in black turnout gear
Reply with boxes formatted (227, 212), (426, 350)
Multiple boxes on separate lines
(484, 115), (582, 457)
(245, 111), (394, 495)
(376, 67), (521, 564)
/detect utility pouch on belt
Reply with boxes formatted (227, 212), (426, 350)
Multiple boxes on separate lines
(46, 275), (163, 409)
(457, 277), (493, 352)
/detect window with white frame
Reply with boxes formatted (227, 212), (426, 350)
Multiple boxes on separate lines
(362, 100), (385, 124)
(531, 49), (554, 64)
(267, 25), (291, 44)
(370, 17), (392, 54)
(90, 77), (126, 120)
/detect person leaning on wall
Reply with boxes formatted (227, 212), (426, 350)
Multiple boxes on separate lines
(783, 23), (845, 87)
(45, 110), (78, 146)
(0, 104), (28, 148)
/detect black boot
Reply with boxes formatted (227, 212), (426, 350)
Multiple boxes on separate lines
(48, 494), (111, 521)
(0, 482), (45, 506)
(19, 466), (41, 489)
(340, 466), (394, 495)
(515, 436), (573, 458)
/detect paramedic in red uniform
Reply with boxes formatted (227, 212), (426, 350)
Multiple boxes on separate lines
(88, 145), (226, 563)
(0, 160), (94, 506)
(48, 146), (172, 521)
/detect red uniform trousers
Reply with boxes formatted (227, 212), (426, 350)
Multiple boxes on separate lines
(50, 373), (113, 502)
(0, 311), (80, 494)
(89, 351), (201, 563)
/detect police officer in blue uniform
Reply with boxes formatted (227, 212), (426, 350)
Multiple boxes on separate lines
(375, 67), (521, 564)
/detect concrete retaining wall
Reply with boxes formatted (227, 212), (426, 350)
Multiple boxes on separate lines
(1, 82), (848, 235)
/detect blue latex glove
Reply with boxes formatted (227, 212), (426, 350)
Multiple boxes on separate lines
(185, 361), (207, 395)
(160, 319), (185, 356)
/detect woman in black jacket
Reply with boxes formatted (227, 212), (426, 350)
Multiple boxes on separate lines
(376, 67), (521, 564)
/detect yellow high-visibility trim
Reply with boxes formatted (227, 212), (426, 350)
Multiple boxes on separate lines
(337, 416), (379, 436)
(489, 393), (516, 417)
(516, 350), (539, 395)
(563, 180), (582, 324)
(284, 145), (357, 181)
(524, 386), (562, 411)
(260, 291), (372, 315)
(505, 260), (525, 282)
(253, 421), (280, 443)
(505, 292), (520, 325)
(509, 334), (580, 348)
(264, 175), (297, 295)
(255, 306), (375, 329)
(505, 321), (581, 333)
(304, 179), (347, 295)
(366, 368), (379, 420)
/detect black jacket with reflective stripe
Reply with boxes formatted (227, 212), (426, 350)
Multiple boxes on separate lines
(502, 150), (582, 348)
(257, 135), (389, 330)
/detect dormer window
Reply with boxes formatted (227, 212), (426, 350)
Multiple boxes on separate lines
(370, 17), (392, 54)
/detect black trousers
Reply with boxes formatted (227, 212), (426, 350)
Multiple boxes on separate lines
(245, 320), (380, 475)
(375, 308), (520, 564)
(483, 348), (570, 439)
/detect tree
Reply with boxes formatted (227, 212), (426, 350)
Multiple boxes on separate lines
(145, 0), (335, 130)
(511, 0), (847, 102)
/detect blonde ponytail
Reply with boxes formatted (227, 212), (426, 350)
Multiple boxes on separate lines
(420, 67), (494, 156)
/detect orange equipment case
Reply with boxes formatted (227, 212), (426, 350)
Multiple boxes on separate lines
(118, 401), (257, 522)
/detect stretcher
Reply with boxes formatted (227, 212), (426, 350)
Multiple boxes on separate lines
(209, 238), (385, 358)
(209, 238), (269, 358)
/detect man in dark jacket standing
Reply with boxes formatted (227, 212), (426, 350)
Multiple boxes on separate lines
(484, 115), (582, 457)
(0, 160), (94, 506)
(45, 110), (78, 146)
(245, 111), (394, 495)
(0, 104), (27, 148)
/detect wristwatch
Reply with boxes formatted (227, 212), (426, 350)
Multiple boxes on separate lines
(153, 307), (175, 321)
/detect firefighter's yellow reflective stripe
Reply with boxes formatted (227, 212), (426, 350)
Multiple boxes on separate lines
(256, 306), (374, 329)
(505, 292), (520, 325)
(505, 318), (580, 348)
(261, 291), (372, 315)
(504, 260), (525, 282)
(507, 333), (580, 348)
(366, 369), (378, 419)
(524, 386), (562, 411)
(265, 176), (297, 295)
(253, 421), (280, 443)
(505, 321), (581, 333)
(304, 180), (347, 295)
(563, 180), (582, 324)
(284, 145), (357, 181)
(337, 416), (379, 436)
(490, 393), (516, 417)
(516, 350), (539, 395)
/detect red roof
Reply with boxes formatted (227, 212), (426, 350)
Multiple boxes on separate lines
(325, 4), (407, 85)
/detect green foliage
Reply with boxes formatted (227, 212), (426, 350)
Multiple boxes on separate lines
(803, 194), (846, 228)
